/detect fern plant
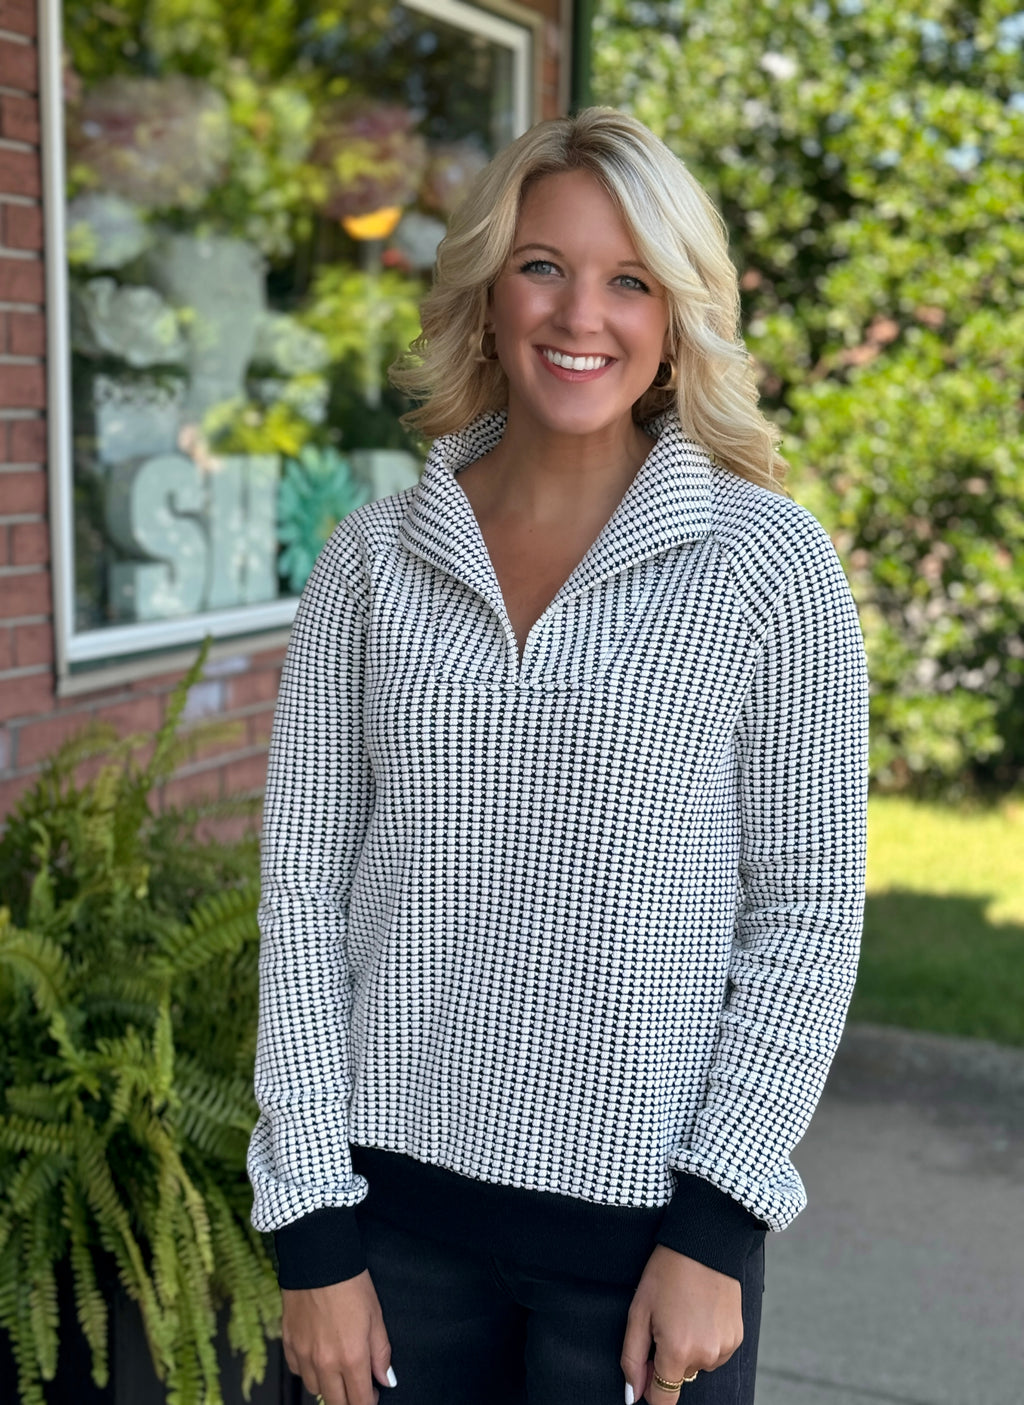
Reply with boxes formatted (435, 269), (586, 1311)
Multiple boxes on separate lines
(0, 646), (279, 1404)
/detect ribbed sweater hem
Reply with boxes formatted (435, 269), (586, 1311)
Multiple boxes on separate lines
(273, 1147), (765, 1290)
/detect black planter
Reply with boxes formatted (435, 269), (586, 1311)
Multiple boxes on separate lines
(0, 1271), (315, 1405)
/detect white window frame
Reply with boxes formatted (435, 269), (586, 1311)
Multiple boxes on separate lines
(41, 0), (536, 680)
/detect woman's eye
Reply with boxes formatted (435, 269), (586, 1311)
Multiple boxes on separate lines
(616, 274), (651, 292)
(519, 259), (558, 275)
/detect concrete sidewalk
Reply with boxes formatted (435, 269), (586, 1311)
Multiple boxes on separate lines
(755, 1024), (1024, 1405)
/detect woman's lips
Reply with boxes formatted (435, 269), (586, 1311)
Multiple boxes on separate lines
(537, 346), (615, 380)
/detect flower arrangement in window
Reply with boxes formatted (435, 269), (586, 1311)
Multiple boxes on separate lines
(277, 446), (370, 594)
(66, 66), (315, 261)
(311, 100), (428, 237)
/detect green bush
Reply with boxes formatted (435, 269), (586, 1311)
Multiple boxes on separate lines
(0, 649), (277, 1405)
(595, 0), (1024, 792)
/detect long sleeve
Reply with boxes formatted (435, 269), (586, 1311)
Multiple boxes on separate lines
(661, 517), (869, 1269)
(247, 521), (375, 1276)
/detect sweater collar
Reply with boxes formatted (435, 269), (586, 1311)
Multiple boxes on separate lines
(398, 411), (714, 615)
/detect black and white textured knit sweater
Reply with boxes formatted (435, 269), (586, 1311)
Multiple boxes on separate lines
(248, 411), (869, 1289)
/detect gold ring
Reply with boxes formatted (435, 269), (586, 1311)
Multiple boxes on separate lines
(683, 1371), (699, 1383)
(652, 1372), (686, 1392)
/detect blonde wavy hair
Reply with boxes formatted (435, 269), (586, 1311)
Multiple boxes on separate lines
(391, 107), (785, 490)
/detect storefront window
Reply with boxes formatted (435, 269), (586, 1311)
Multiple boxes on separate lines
(52, 0), (533, 665)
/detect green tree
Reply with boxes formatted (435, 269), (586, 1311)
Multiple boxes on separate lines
(595, 0), (1024, 791)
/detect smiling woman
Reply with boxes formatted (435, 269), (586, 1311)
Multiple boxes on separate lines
(248, 108), (869, 1405)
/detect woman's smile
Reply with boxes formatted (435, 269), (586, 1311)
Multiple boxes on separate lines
(537, 346), (615, 378)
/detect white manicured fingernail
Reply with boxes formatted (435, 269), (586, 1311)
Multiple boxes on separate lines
(386, 1366), (398, 1388)
(625, 1386), (635, 1405)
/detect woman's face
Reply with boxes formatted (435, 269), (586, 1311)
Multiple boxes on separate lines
(488, 169), (670, 445)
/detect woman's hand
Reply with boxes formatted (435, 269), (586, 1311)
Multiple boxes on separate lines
(281, 1271), (395, 1405)
(620, 1246), (743, 1404)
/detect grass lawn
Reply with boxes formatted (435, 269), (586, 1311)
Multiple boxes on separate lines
(849, 795), (1024, 1046)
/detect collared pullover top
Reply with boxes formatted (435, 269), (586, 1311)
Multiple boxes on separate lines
(248, 412), (869, 1289)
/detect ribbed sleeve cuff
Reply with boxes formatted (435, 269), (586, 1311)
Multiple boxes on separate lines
(273, 1207), (366, 1289)
(656, 1174), (767, 1281)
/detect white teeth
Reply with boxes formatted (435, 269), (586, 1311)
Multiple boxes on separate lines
(542, 349), (611, 371)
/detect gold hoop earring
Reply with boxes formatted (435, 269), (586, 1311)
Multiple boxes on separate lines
(477, 328), (499, 363)
(653, 359), (677, 390)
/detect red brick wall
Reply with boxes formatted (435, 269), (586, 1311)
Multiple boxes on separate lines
(0, 0), (51, 818)
(535, 0), (568, 118)
(0, 0), (569, 827)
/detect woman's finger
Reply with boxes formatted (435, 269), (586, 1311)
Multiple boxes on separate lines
(368, 1303), (395, 1390)
(620, 1300), (653, 1403)
(645, 1355), (697, 1403)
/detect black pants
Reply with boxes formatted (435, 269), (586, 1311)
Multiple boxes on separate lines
(362, 1213), (764, 1404)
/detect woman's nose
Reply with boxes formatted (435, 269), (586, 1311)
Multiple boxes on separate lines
(552, 278), (604, 335)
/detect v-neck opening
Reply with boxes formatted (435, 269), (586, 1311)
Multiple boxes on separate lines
(452, 478), (625, 669)
(451, 435), (660, 658)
